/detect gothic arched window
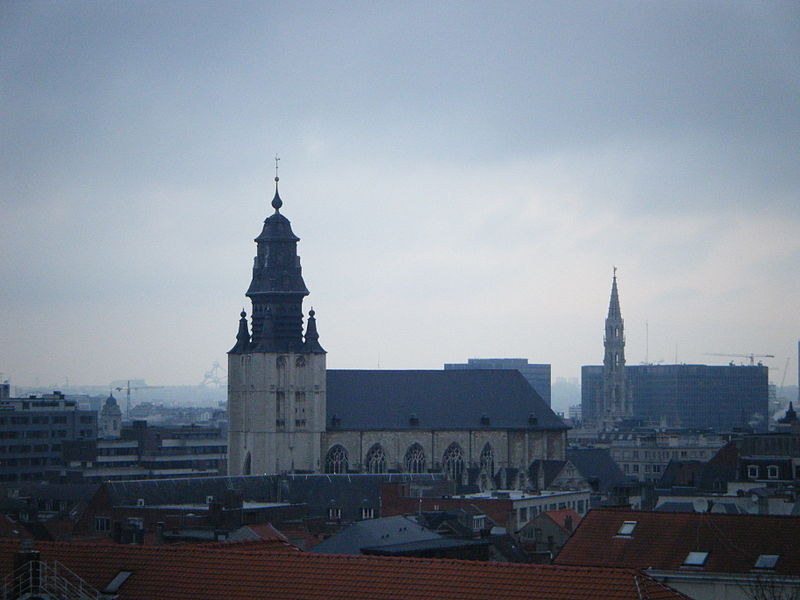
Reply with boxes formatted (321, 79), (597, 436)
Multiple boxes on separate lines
(443, 442), (465, 482)
(404, 443), (426, 473)
(325, 445), (349, 474)
(480, 443), (494, 476)
(366, 444), (387, 474)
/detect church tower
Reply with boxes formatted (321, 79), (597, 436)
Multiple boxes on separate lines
(601, 269), (631, 430)
(227, 175), (326, 476)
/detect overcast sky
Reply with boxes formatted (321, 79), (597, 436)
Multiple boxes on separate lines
(1, 1), (798, 399)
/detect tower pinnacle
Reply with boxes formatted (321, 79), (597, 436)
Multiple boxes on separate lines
(271, 153), (282, 211)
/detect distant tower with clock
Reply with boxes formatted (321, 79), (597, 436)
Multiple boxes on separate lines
(227, 170), (326, 476)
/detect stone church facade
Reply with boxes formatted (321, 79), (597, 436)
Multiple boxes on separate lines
(228, 180), (567, 487)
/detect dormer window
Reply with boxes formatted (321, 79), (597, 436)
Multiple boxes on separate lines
(755, 554), (780, 569)
(767, 465), (779, 479)
(747, 465), (759, 479)
(683, 551), (709, 566)
(617, 521), (637, 536)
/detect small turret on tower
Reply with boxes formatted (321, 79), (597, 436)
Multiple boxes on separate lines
(229, 311), (251, 354)
(303, 308), (325, 353)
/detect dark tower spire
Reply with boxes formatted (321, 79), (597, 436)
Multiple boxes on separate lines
(602, 267), (630, 429)
(244, 172), (310, 352)
(229, 310), (251, 354)
(608, 268), (622, 320)
(303, 308), (325, 353)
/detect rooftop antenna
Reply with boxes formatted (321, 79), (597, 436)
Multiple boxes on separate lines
(645, 321), (649, 364)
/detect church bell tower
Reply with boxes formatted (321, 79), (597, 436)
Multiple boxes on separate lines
(227, 173), (326, 476)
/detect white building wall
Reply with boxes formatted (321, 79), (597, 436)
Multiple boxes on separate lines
(228, 350), (326, 476)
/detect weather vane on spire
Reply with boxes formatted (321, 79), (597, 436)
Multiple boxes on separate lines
(274, 153), (280, 182)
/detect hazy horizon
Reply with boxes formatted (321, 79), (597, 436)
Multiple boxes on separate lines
(2, 2), (798, 390)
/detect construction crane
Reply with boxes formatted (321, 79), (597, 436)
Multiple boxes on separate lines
(702, 353), (775, 366)
(114, 380), (165, 419)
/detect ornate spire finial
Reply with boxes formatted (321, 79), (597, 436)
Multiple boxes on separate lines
(613, 265), (617, 278)
(271, 153), (283, 212)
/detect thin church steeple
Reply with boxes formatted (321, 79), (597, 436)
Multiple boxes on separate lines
(602, 267), (631, 429)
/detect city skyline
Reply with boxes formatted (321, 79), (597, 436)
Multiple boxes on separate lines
(2, 2), (798, 389)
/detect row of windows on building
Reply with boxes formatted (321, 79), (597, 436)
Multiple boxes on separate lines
(0, 457), (60, 467)
(613, 448), (713, 461)
(622, 463), (663, 474)
(0, 415), (94, 425)
(325, 506), (376, 521)
(0, 444), (62, 453)
(747, 465), (784, 480)
(0, 429), (95, 439)
(325, 442), (496, 478)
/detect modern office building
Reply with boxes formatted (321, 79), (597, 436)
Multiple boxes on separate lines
(0, 391), (97, 482)
(582, 363), (769, 431)
(444, 358), (551, 407)
(62, 420), (228, 482)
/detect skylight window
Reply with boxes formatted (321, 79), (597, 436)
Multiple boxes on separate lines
(617, 521), (637, 535)
(103, 571), (133, 594)
(683, 551), (709, 566)
(755, 555), (780, 569)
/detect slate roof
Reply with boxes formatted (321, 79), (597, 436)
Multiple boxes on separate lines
(0, 482), (99, 502)
(360, 536), (489, 556)
(0, 539), (691, 600)
(656, 460), (705, 489)
(529, 460), (567, 489)
(566, 448), (628, 493)
(279, 473), (449, 520)
(326, 369), (566, 430)
(696, 441), (739, 491)
(104, 476), (274, 506)
(555, 508), (800, 576)
(310, 515), (442, 555)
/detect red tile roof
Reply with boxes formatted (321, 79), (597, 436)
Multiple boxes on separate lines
(0, 539), (690, 600)
(543, 509), (581, 531)
(555, 508), (800, 575)
(0, 515), (28, 540)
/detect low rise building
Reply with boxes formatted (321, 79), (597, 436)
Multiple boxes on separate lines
(599, 430), (725, 482)
(62, 420), (227, 482)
